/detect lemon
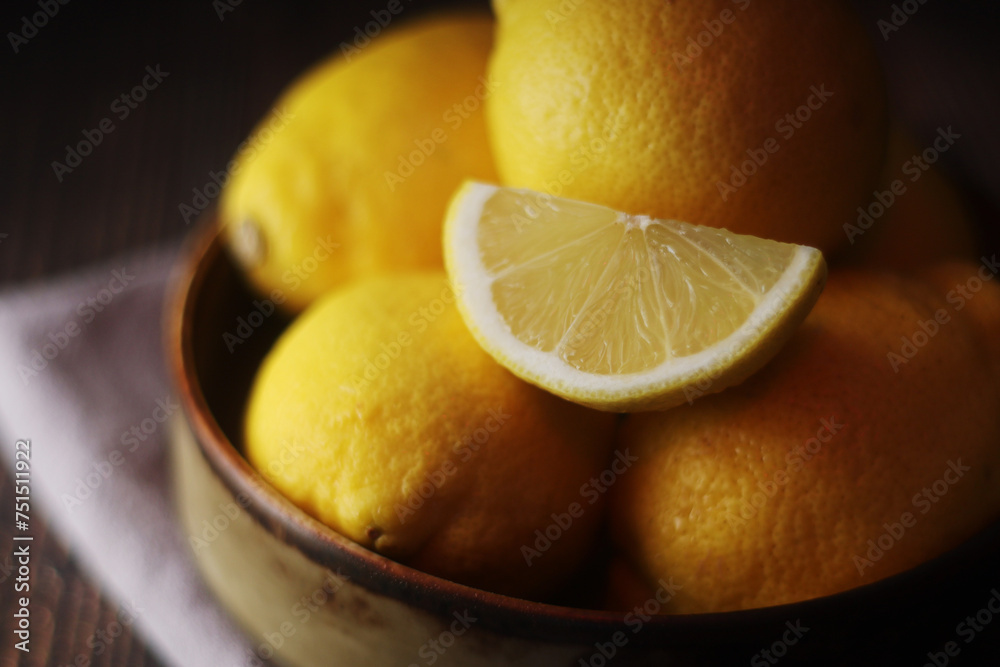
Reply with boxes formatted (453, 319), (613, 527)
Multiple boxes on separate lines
(244, 273), (617, 598)
(221, 13), (498, 311)
(486, 0), (887, 256)
(610, 264), (1000, 613)
(443, 181), (827, 412)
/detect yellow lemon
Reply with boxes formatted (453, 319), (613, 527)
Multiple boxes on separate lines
(444, 182), (827, 412)
(610, 264), (1000, 613)
(221, 13), (498, 311)
(244, 273), (617, 598)
(486, 0), (888, 256)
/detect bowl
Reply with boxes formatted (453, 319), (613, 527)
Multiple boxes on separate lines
(166, 218), (1000, 666)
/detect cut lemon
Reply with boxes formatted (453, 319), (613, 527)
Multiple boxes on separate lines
(443, 181), (828, 412)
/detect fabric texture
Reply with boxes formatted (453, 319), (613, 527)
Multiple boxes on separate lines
(0, 247), (255, 667)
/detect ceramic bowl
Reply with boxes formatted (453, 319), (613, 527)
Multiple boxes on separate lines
(166, 219), (1000, 666)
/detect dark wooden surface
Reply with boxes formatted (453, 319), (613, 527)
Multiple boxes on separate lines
(0, 0), (998, 665)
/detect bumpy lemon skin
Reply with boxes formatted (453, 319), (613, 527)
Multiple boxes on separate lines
(245, 272), (618, 599)
(487, 0), (888, 257)
(610, 266), (1000, 613)
(221, 13), (499, 312)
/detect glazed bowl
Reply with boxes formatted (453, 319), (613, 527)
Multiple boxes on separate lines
(166, 218), (1000, 666)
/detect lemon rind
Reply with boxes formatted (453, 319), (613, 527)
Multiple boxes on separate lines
(445, 181), (827, 412)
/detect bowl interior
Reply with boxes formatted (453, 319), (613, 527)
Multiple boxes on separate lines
(171, 218), (1000, 660)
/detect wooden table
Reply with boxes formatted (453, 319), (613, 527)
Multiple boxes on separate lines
(0, 0), (997, 665)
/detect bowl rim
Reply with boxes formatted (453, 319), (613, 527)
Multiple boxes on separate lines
(165, 215), (1000, 643)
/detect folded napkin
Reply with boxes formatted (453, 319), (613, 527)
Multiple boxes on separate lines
(0, 247), (256, 667)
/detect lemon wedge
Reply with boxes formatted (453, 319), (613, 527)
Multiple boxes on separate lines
(443, 181), (828, 412)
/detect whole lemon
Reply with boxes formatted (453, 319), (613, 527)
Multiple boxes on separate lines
(610, 264), (1000, 613)
(244, 273), (617, 598)
(221, 13), (498, 311)
(486, 0), (888, 255)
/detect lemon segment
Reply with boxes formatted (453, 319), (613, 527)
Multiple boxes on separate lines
(444, 181), (828, 412)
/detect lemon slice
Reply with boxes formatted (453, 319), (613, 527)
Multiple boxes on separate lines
(443, 182), (828, 412)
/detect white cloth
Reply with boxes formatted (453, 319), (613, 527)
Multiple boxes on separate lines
(0, 247), (254, 667)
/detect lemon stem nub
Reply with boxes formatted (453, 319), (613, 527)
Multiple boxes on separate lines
(233, 217), (268, 268)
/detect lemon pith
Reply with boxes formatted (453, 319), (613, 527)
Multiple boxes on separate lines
(444, 181), (828, 412)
